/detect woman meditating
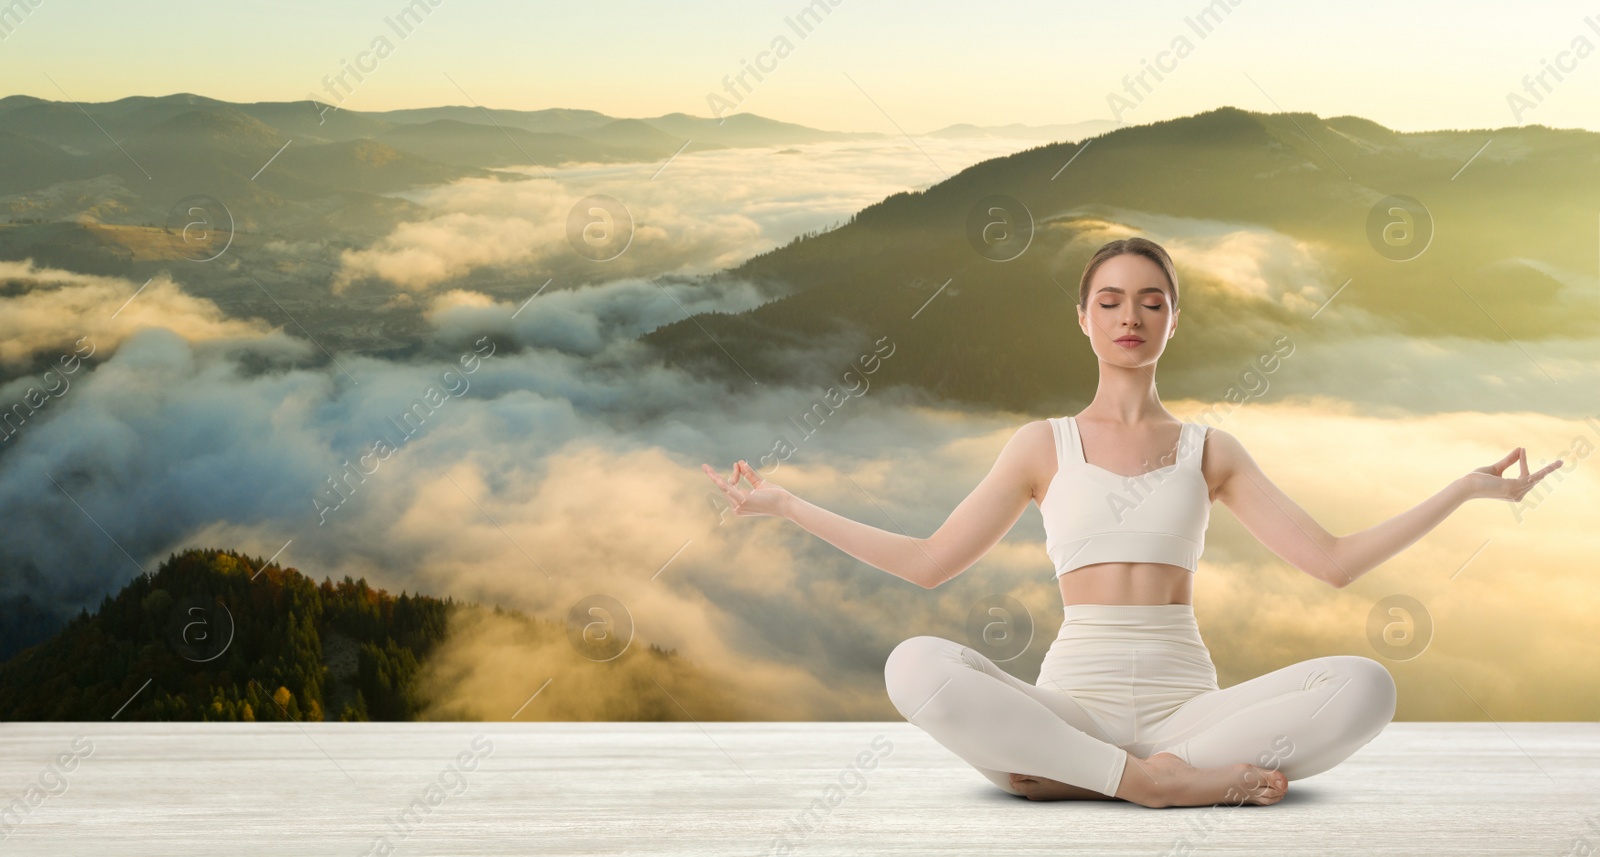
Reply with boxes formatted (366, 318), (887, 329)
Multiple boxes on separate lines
(702, 236), (1561, 807)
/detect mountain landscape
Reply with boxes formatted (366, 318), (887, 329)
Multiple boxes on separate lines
(5, 96), (1590, 401)
(646, 108), (1600, 408)
(2, 93), (1596, 721)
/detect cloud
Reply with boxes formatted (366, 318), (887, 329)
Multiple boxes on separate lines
(1047, 208), (1338, 313)
(333, 209), (556, 293)
(331, 138), (1043, 293)
(0, 259), (273, 365)
(8, 310), (1597, 721)
(4, 145), (1598, 721)
(421, 276), (772, 356)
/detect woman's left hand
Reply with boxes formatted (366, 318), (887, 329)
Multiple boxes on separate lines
(1460, 447), (1564, 502)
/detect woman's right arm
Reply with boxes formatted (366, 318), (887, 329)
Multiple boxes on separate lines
(780, 493), (953, 588)
(704, 421), (1047, 589)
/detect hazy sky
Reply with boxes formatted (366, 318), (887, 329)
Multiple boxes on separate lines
(3, 0), (1598, 133)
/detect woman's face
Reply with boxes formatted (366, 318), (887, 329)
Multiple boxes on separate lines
(1077, 253), (1177, 367)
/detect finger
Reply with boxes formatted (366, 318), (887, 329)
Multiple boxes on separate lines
(740, 460), (763, 486)
(1512, 460), (1564, 500)
(1486, 448), (1519, 476)
(1531, 459), (1564, 480)
(721, 469), (748, 503)
(1518, 447), (1529, 479)
(702, 463), (731, 489)
(702, 464), (747, 504)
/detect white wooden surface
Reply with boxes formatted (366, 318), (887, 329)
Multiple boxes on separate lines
(0, 721), (1595, 856)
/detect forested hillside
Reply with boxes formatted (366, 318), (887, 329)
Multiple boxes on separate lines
(0, 548), (454, 720)
(640, 107), (1600, 411)
(0, 545), (714, 721)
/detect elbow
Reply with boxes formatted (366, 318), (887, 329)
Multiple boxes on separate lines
(923, 561), (971, 589)
(1319, 536), (1354, 588)
(1322, 564), (1356, 589)
(913, 537), (958, 589)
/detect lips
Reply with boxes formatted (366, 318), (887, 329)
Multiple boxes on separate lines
(1114, 336), (1144, 344)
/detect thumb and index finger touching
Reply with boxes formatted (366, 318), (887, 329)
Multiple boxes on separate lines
(1490, 446), (1567, 481)
(1489, 447), (1528, 478)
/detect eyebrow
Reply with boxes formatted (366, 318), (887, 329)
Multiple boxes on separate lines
(1093, 286), (1168, 296)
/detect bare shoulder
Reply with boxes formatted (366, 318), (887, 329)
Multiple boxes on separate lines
(1014, 418), (1059, 505)
(1197, 425), (1268, 504)
(1196, 424), (1245, 503)
(1016, 417), (1057, 465)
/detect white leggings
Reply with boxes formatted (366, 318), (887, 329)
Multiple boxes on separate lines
(884, 604), (1396, 797)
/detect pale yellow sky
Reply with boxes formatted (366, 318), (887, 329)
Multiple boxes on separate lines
(2, 0), (1597, 133)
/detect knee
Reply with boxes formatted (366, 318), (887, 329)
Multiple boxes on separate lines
(1328, 656), (1397, 733)
(883, 635), (964, 717)
(1351, 656), (1397, 721)
(885, 635), (959, 677)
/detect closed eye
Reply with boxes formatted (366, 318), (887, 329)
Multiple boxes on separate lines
(1098, 303), (1165, 310)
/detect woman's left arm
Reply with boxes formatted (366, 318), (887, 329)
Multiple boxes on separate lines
(1210, 428), (1563, 588)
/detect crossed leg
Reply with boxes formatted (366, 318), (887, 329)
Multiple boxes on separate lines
(884, 637), (1397, 804)
(1141, 654), (1398, 781)
(884, 635), (1133, 797)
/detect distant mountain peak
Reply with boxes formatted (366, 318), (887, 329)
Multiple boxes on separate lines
(138, 106), (285, 148)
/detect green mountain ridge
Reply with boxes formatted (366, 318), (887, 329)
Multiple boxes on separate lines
(0, 548), (718, 721)
(0, 93), (881, 245)
(637, 106), (1600, 410)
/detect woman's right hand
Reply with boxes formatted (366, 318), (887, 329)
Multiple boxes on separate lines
(702, 459), (793, 519)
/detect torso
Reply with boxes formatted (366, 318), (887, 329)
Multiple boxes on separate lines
(1033, 414), (1219, 607)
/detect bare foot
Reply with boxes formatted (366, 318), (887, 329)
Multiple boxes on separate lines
(1115, 752), (1287, 808)
(1007, 772), (1116, 801)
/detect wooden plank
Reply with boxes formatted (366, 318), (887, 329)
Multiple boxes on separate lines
(0, 722), (1594, 855)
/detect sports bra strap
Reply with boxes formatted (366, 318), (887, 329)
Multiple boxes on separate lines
(1178, 422), (1205, 471)
(1055, 416), (1083, 470)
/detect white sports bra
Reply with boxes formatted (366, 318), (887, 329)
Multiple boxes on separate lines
(1040, 416), (1211, 577)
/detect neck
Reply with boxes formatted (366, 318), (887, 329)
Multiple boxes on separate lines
(1083, 360), (1165, 424)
